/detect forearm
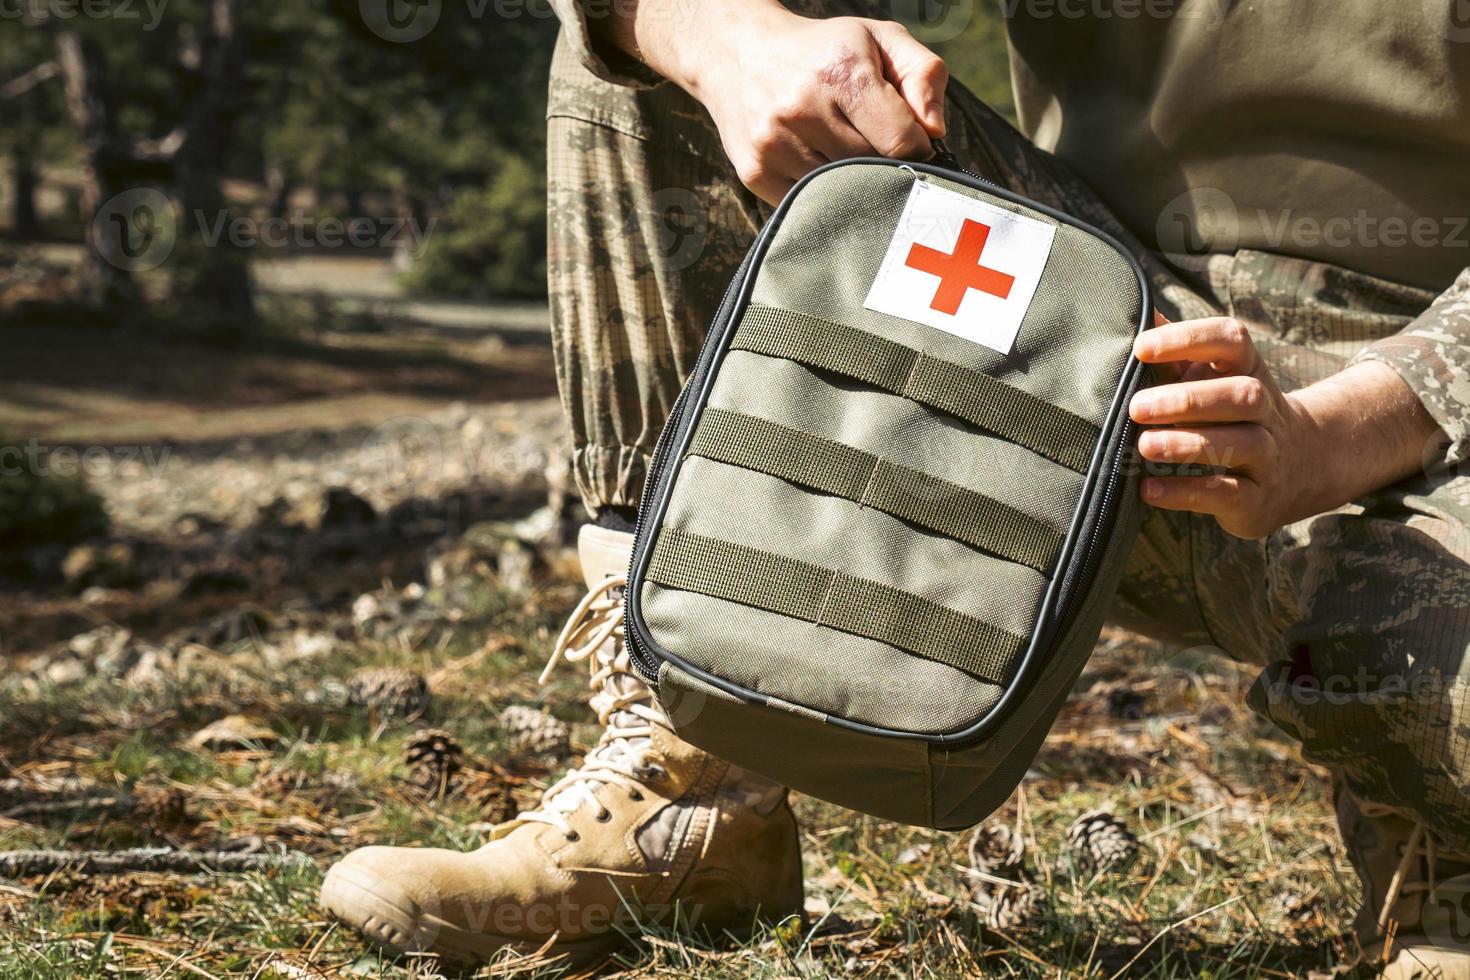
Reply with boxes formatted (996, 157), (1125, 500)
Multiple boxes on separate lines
(585, 0), (788, 92)
(1285, 360), (1445, 513)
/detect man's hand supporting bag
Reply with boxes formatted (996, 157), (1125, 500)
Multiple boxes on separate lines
(1130, 317), (1445, 540)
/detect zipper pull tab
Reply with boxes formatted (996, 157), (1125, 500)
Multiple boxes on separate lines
(930, 138), (960, 170)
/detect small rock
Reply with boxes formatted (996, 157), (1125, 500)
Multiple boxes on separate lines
(69, 624), (133, 662)
(352, 591), (394, 626)
(43, 654), (89, 685)
(187, 714), (279, 751)
(61, 541), (138, 591)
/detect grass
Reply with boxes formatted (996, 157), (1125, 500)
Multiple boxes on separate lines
(0, 564), (1368, 978)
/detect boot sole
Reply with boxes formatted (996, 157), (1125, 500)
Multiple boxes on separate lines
(319, 860), (618, 967)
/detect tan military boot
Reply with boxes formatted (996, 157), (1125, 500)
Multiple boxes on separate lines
(320, 525), (804, 966)
(1336, 780), (1470, 979)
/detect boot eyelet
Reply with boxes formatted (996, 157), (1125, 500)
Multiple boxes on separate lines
(596, 810), (611, 823)
(629, 790), (643, 801)
(565, 831), (580, 842)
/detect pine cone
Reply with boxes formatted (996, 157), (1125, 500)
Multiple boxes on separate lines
(347, 666), (430, 721)
(981, 881), (1042, 931)
(1066, 809), (1139, 872)
(501, 705), (570, 757)
(404, 728), (463, 799)
(964, 823), (1041, 930)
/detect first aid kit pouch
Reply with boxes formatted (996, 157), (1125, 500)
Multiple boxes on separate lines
(623, 154), (1153, 830)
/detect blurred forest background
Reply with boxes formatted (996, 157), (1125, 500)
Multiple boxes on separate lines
(0, 0), (1012, 574)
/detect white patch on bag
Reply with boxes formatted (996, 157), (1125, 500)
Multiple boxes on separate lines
(864, 180), (1056, 355)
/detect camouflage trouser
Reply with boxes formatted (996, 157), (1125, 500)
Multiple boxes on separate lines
(545, 5), (1470, 848)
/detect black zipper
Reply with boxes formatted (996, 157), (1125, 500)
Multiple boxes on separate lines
(625, 246), (758, 680)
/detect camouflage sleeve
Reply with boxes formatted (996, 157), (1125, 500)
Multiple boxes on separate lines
(1349, 267), (1470, 472)
(547, 0), (666, 89)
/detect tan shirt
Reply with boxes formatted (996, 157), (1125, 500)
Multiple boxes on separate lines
(1007, 1), (1470, 291)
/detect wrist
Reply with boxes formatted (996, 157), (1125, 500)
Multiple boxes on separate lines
(665, 0), (792, 95)
(1284, 361), (1437, 509)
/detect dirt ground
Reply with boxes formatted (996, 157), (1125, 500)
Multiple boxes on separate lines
(0, 256), (1366, 978)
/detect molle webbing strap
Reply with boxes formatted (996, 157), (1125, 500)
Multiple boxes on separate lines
(689, 409), (1062, 572)
(731, 304), (1098, 472)
(646, 529), (1025, 684)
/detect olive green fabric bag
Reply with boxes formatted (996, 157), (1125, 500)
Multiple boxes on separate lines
(623, 156), (1152, 830)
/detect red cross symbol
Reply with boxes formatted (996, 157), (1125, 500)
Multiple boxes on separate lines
(903, 219), (1016, 315)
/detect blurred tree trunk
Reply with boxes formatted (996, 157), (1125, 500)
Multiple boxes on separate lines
(391, 185), (425, 273)
(172, 0), (256, 330)
(55, 31), (139, 308)
(265, 162), (292, 221)
(11, 109), (42, 240)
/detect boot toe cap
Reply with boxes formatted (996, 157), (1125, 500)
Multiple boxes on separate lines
(320, 848), (430, 955)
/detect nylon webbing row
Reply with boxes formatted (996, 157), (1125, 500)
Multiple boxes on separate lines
(689, 409), (1062, 572)
(646, 529), (1025, 684)
(732, 304), (1098, 472)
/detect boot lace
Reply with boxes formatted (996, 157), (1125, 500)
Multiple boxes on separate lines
(1357, 799), (1470, 933)
(517, 573), (670, 839)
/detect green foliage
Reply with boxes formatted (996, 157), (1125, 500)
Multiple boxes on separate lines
(400, 154), (547, 300)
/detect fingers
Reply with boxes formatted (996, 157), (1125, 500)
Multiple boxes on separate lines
(1134, 316), (1258, 374)
(735, 127), (829, 205)
(1141, 473), (1253, 518)
(1130, 375), (1269, 426)
(795, 113), (880, 163)
(867, 20), (948, 137)
(1136, 424), (1275, 471)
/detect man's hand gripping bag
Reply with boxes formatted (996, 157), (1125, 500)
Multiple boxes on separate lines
(622, 157), (1152, 830)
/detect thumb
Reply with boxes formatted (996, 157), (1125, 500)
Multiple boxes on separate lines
(868, 21), (949, 137)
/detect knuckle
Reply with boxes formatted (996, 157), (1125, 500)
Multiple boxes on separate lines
(924, 57), (950, 88)
(747, 121), (784, 156)
(1219, 317), (1248, 348)
(734, 157), (767, 189)
(1235, 377), (1265, 411)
